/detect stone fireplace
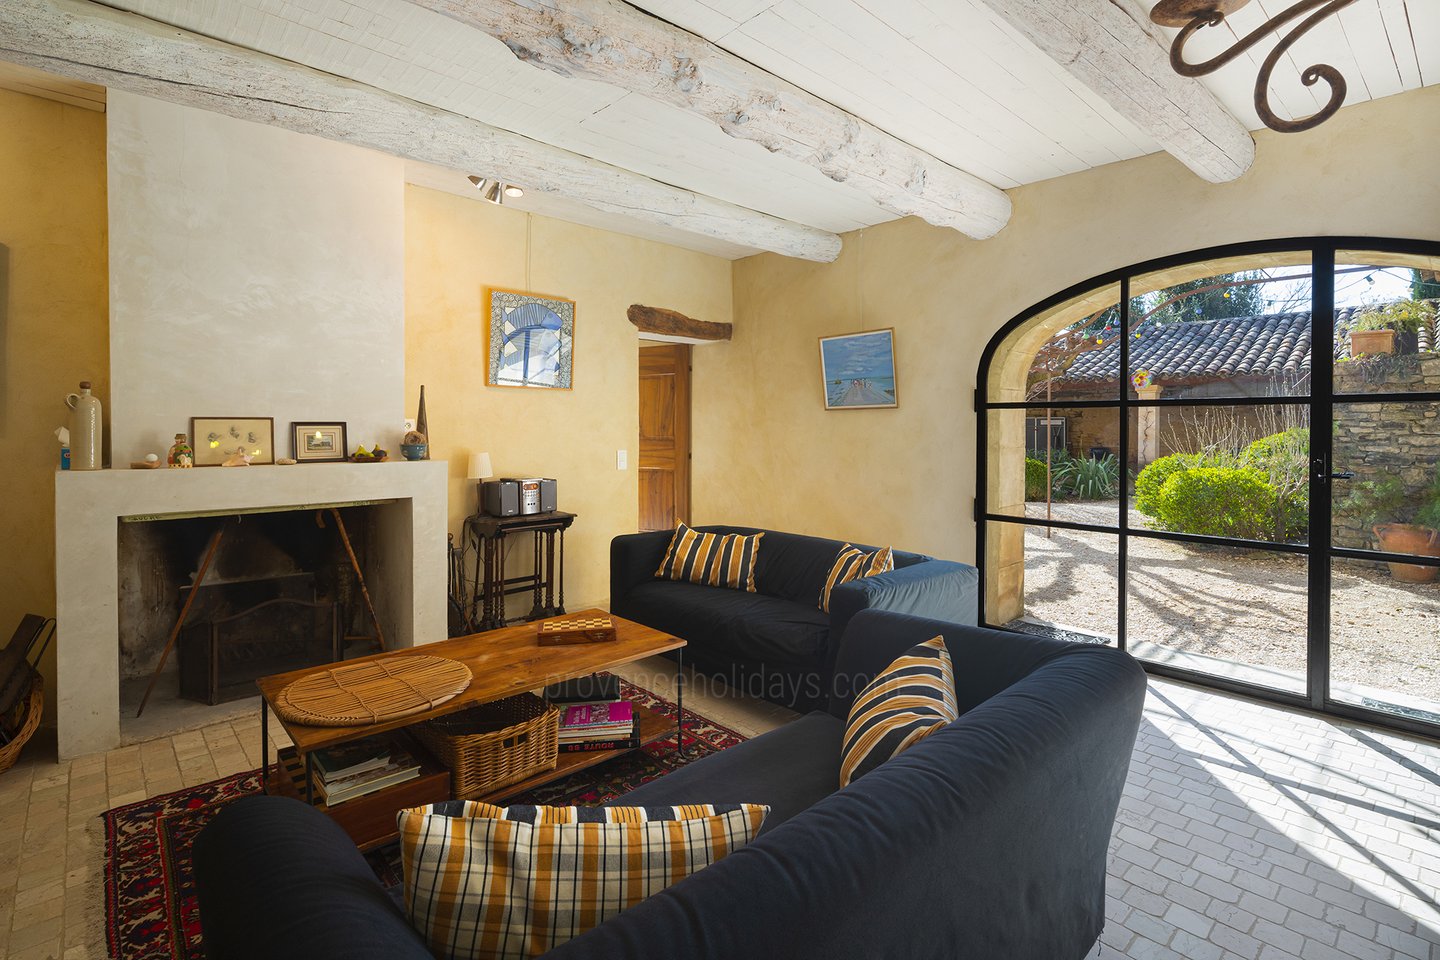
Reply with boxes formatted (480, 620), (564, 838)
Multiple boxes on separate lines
(55, 461), (447, 758)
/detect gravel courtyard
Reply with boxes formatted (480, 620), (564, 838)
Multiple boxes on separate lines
(1017, 500), (1440, 713)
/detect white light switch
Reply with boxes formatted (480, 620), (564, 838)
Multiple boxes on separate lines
(616, 449), (628, 470)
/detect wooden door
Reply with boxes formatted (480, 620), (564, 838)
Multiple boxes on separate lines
(638, 344), (691, 531)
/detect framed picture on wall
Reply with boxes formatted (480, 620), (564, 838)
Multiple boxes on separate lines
(485, 287), (576, 390)
(291, 421), (348, 463)
(189, 417), (276, 466)
(818, 328), (898, 410)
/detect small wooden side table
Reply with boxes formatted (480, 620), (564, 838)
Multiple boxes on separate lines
(465, 511), (576, 630)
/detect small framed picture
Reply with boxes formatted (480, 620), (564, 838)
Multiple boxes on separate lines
(291, 421), (348, 463)
(190, 417), (276, 466)
(819, 328), (898, 410)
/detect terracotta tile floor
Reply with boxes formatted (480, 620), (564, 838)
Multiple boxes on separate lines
(1, 661), (1436, 960)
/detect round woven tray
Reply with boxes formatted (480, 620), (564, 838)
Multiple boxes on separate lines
(273, 655), (472, 727)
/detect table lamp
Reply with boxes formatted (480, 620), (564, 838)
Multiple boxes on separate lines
(467, 452), (493, 514)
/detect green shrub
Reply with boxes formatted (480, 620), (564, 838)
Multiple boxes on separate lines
(1024, 457), (1050, 501)
(1244, 427), (1309, 473)
(1152, 466), (1277, 541)
(1056, 454), (1120, 500)
(1134, 453), (1197, 516)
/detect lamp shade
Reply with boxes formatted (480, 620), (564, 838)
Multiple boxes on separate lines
(467, 452), (493, 480)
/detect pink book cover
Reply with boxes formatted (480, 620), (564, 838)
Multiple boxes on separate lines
(560, 701), (634, 728)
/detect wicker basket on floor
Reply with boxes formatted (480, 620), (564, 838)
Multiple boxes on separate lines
(0, 672), (44, 776)
(410, 693), (559, 799)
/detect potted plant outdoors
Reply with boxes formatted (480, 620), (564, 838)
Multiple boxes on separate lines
(1339, 475), (1440, 582)
(1347, 299), (1437, 357)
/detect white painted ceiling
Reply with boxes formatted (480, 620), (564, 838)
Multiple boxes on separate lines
(53, 0), (1440, 257)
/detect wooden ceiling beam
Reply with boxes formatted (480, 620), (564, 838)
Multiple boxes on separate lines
(628, 304), (732, 341)
(976, 0), (1255, 184)
(0, 0), (843, 262)
(404, 0), (1014, 240)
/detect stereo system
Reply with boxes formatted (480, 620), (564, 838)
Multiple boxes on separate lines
(481, 478), (557, 517)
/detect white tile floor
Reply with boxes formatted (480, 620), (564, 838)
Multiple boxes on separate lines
(1, 662), (1436, 959)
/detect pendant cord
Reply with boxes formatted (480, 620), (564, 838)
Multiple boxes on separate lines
(525, 213), (533, 293)
(856, 229), (866, 331)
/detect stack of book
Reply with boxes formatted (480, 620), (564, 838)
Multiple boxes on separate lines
(558, 700), (639, 753)
(310, 734), (422, 806)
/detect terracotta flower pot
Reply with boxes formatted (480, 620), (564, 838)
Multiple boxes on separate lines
(1372, 523), (1440, 582)
(1349, 329), (1396, 357)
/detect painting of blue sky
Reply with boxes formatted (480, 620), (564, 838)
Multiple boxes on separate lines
(820, 329), (897, 409)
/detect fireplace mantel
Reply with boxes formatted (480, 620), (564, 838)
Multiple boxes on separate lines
(55, 461), (448, 758)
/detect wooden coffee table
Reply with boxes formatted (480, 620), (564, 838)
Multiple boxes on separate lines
(255, 609), (685, 849)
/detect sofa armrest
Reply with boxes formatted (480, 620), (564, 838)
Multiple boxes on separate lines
(194, 795), (431, 960)
(824, 559), (978, 682)
(610, 531), (673, 611)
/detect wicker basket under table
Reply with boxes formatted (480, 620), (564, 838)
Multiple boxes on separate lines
(410, 693), (560, 799)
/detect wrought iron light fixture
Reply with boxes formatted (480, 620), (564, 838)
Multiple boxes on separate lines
(1149, 0), (1358, 133)
(466, 175), (526, 204)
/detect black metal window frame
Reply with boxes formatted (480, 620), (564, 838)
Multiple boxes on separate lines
(975, 236), (1440, 740)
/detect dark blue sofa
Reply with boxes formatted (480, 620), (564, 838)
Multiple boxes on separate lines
(194, 611), (1146, 960)
(611, 526), (979, 711)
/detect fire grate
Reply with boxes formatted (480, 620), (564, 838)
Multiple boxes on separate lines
(179, 598), (341, 705)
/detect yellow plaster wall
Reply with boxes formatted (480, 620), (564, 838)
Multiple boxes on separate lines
(696, 85), (1440, 565)
(404, 185), (733, 614)
(0, 89), (109, 723)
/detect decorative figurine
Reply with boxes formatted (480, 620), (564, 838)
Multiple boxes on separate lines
(168, 434), (194, 468)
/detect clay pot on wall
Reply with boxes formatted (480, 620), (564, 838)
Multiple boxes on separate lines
(1372, 523), (1440, 582)
(1349, 329), (1396, 356)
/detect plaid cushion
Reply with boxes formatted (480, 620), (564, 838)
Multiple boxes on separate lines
(398, 801), (769, 960)
(818, 544), (894, 612)
(654, 522), (763, 592)
(839, 636), (956, 787)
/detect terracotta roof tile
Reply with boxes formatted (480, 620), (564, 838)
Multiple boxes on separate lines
(1058, 303), (1439, 384)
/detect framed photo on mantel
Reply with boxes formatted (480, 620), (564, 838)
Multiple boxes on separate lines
(291, 421), (348, 463)
(190, 417), (276, 466)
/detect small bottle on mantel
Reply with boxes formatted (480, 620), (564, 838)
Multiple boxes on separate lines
(68, 381), (103, 471)
(415, 385), (430, 461)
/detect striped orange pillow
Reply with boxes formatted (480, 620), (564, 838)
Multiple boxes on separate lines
(819, 544), (894, 612)
(654, 522), (763, 592)
(398, 801), (769, 960)
(840, 636), (957, 787)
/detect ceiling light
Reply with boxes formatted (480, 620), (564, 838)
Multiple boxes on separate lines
(1149, 0), (1357, 133)
(467, 175), (524, 205)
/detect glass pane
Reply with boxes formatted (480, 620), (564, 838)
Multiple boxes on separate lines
(1126, 403), (1310, 545)
(986, 283), (1122, 403)
(984, 521), (1117, 644)
(1332, 400), (1440, 555)
(987, 410), (1120, 526)
(1130, 253), (1312, 401)
(1127, 539), (1307, 694)
(1330, 557), (1440, 724)
(1333, 250), (1440, 396)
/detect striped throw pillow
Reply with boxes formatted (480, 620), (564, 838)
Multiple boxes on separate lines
(654, 522), (763, 592)
(818, 544), (894, 612)
(398, 801), (769, 960)
(839, 636), (956, 788)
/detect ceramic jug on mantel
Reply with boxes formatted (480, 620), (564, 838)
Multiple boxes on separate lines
(65, 381), (103, 471)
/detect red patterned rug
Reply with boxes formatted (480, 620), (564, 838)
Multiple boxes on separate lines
(102, 676), (746, 960)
